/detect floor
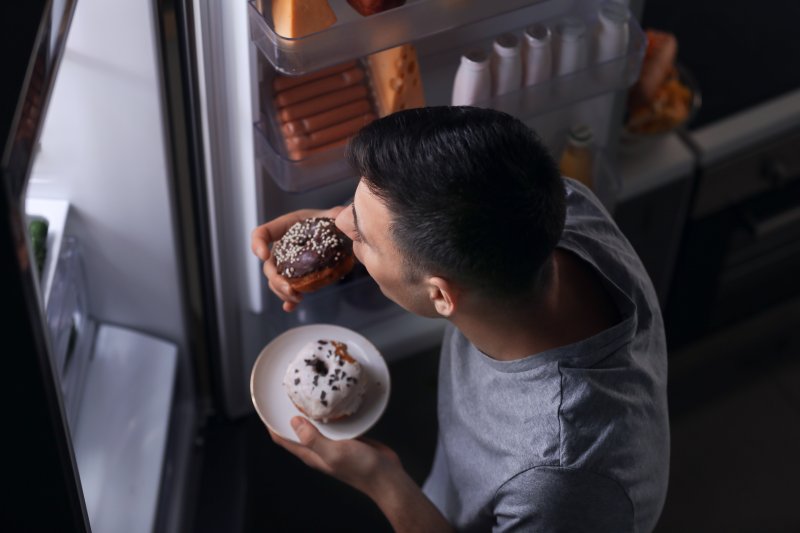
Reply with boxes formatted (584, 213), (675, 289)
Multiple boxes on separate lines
(191, 314), (800, 532)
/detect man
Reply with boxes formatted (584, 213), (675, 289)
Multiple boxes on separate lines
(251, 106), (669, 532)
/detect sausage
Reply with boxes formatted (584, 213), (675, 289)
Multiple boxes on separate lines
(284, 112), (376, 151)
(281, 99), (373, 137)
(273, 61), (358, 93)
(277, 84), (369, 122)
(274, 67), (365, 108)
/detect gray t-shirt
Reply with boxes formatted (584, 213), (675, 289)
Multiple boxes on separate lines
(422, 179), (670, 532)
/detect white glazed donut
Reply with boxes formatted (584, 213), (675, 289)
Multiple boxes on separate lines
(283, 339), (367, 422)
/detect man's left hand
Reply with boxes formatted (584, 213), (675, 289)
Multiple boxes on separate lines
(269, 416), (401, 497)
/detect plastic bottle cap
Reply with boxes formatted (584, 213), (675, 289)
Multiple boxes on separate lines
(568, 124), (594, 146)
(556, 18), (586, 41)
(524, 24), (551, 46)
(493, 33), (520, 56)
(599, 2), (631, 25)
(462, 50), (490, 68)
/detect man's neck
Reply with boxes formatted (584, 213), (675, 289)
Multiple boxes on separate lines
(452, 249), (621, 362)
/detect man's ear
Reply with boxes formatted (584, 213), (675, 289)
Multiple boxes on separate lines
(427, 276), (458, 317)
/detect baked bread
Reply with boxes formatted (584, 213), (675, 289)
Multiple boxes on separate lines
(273, 217), (356, 292)
(367, 44), (425, 117)
(283, 339), (367, 422)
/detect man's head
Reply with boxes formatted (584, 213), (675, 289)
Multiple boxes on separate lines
(335, 106), (565, 317)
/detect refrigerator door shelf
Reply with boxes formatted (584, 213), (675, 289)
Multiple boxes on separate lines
(72, 324), (178, 533)
(420, 8), (645, 114)
(253, 53), (376, 193)
(248, 0), (545, 76)
(254, 120), (357, 193)
(253, 10), (643, 194)
(262, 265), (405, 337)
(43, 236), (92, 400)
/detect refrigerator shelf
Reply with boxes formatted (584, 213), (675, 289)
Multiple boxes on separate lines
(44, 236), (95, 429)
(423, 11), (646, 118)
(264, 265), (405, 335)
(248, 0), (546, 76)
(254, 119), (357, 193)
(254, 2), (643, 194)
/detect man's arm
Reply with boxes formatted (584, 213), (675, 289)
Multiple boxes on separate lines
(270, 416), (453, 533)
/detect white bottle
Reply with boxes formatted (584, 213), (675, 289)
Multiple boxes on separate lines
(451, 50), (492, 106)
(553, 17), (588, 77)
(595, 1), (631, 64)
(522, 24), (552, 86)
(491, 33), (522, 96)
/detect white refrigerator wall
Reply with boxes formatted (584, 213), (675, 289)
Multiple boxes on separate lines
(28, 0), (188, 353)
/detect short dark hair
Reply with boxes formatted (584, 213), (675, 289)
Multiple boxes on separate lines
(346, 106), (565, 298)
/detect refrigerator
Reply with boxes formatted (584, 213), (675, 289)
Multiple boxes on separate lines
(1, 0), (645, 530)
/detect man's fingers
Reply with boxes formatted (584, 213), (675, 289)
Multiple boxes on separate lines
(360, 437), (401, 464)
(291, 417), (341, 465)
(251, 225), (273, 261)
(268, 428), (332, 474)
(252, 207), (346, 261)
(267, 275), (301, 304)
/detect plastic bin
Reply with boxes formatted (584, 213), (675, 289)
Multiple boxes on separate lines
(45, 236), (95, 429)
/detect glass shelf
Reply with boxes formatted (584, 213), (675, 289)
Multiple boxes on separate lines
(253, 0), (643, 196)
(254, 119), (358, 192)
(249, 0), (546, 75)
(421, 8), (646, 116)
(263, 264), (405, 335)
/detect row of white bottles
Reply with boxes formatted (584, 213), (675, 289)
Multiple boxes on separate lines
(452, 1), (630, 106)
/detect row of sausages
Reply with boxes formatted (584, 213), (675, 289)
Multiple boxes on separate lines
(271, 61), (376, 160)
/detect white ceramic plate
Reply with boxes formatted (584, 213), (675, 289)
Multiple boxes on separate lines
(251, 324), (390, 443)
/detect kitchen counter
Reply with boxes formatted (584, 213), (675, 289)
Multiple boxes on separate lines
(617, 132), (695, 202)
(614, 132), (696, 304)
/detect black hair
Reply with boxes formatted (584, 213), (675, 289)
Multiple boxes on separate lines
(346, 106), (566, 299)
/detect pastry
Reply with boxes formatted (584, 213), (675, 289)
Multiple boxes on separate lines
(273, 217), (356, 292)
(283, 339), (367, 422)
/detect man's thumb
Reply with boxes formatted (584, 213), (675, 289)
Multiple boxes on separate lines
(291, 416), (321, 448)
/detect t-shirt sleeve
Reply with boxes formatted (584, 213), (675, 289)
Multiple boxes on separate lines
(493, 466), (634, 533)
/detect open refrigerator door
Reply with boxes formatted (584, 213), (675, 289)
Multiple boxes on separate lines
(16, 0), (201, 531)
(192, 0), (646, 418)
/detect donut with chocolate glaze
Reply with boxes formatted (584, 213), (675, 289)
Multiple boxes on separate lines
(273, 217), (356, 292)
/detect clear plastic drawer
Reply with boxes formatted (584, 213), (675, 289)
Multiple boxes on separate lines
(45, 236), (94, 428)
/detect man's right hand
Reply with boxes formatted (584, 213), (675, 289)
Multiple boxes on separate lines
(250, 206), (346, 312)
